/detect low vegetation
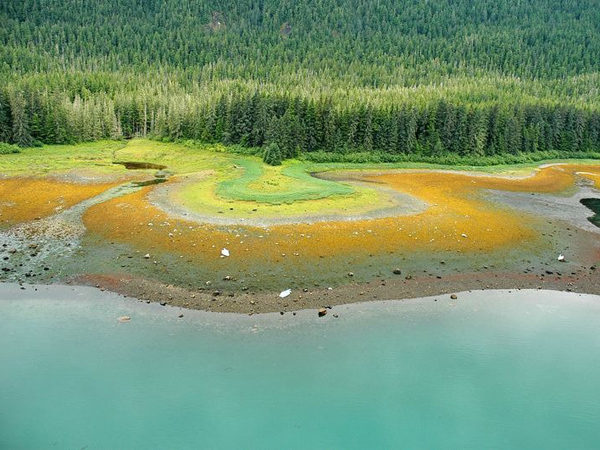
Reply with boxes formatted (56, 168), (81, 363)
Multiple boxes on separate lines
(0, 142), (20, 154)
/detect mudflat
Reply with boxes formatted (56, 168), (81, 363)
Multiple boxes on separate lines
(1, 140), (599, 313)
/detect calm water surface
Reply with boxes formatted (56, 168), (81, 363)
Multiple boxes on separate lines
(1, 285), (600, 449)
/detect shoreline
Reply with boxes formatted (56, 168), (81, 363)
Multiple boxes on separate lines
(3, 282), (600, 322)
(3, 252), (596, 314)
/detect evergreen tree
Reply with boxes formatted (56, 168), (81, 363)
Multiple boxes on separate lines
(263, 142), (283, 165)
(10, 91), (32, 147)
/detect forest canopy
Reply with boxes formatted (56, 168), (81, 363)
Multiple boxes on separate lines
(1, 0), (599, 160)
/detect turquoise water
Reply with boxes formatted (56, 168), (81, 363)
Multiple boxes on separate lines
(1, 285), (600, 449)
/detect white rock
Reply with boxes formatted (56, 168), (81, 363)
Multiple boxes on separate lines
(279, 289), (291, 298)
(144, 254), (150, 259)
(221, 248), (230, 257)
(558, 254), (565, 262)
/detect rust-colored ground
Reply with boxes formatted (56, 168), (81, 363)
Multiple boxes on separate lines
(0, 178), (119, 227)
(83, 164), (600, 270)
(2, 163), (599, 313)
(579, 171), (600, 189)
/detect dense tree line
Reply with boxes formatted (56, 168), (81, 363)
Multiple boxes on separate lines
(1, 88), (599, 158)
(3, 0), (600, 82)
(1, 0), (600, 160)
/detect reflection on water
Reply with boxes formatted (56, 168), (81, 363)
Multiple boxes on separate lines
(1, 285), (600, 449)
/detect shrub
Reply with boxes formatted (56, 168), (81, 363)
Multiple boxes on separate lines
(0, 142), (20, 154)
(262, 143), (283, 166)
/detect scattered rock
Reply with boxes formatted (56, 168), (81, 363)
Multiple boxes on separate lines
(393, 268), (402, 275)
(178, 314), (184, 318)
(318, 308), (327, 317)
(159, 301), (167, 306)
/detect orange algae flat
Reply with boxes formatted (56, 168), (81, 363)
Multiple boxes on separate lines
(82, 163), (600, 273)
(0, 178), (119, 227)
(576, 170), (600, 189)
(82, 168), (571, 271)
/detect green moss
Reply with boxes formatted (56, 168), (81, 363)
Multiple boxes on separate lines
(216, 159), (354, 204)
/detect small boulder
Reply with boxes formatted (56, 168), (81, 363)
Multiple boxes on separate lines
(318, 308), (327, 317)
(450, 294), (458, 300)
(393, 268), (402, 275)
(117, 316), (131, 323)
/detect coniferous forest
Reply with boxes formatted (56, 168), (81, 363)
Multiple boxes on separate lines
(1, 0), (600, 161)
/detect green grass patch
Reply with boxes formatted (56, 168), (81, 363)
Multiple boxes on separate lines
(217, 159), (354, 204)
(0, 140), (128, 175)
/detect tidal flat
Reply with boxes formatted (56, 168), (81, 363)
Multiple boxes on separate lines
(1, 139), (599, 313)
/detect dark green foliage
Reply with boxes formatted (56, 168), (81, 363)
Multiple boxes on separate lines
(3, 0), (600, 82)
(0, 142), (20, 154)
(1, 0), (600, 161)
(262, 143), (283, 166)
